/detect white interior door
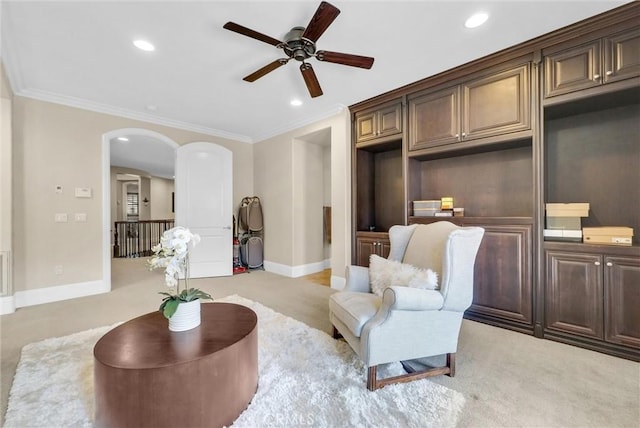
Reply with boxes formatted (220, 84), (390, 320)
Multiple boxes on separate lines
(176, 142), (232, 278)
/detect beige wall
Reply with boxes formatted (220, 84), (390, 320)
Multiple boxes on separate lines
(292, 138), (325, 266)
(254, 110), (351, 285)
(150, 177), (175, 220)
(12, 96), (253, 294)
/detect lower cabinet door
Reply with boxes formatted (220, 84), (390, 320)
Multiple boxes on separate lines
(545, 251), (603, 339)
(604, 256), (640, 349)
(468, 224), (533, 327)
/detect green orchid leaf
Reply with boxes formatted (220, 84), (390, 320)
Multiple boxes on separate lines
(163, 299), (180, 319)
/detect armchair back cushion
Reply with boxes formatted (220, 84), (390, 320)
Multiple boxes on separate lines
(401, 221), (458, 279)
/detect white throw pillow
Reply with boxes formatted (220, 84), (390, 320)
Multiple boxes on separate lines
(369, 254), (439, 297)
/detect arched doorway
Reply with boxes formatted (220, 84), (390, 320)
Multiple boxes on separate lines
(101, 128), (179, 291)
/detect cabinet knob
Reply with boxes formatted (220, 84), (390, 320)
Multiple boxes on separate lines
(593, 74), (601, 80)
(606, 262), (613, 267)
(606, 70), (613, 76)
(462, 132), (467, 138)
(594, 261), (601, 266)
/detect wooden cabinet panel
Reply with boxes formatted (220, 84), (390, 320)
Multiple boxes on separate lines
(545, 26), (640, 98)
(545, 251), (603, 339)
(408, 63), (530, 151)
(468, 224), (532, 326)
(605, 256), (640, 348)
(355, 233), (390, 266)
(604, 28), (640, 84)
(355, 111), (376, 142)
(463, 65), (530, 140)
(355, 102), (402, 144)
(544, 41), (601, 97)
(378, 103), (403, 139)
(409, 86), (459, 150)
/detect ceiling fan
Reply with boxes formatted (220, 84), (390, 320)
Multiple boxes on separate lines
(223, 1), (375, 98)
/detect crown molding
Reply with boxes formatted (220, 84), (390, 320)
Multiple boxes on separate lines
(253, 104), (347, 143)
(15, 87), (254, 144)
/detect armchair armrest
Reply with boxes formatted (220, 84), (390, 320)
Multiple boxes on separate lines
(344, 265), (371, 293)
(382, 286), (444, 311)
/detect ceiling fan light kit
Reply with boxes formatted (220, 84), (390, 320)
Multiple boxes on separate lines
(223, 1), (374, 98)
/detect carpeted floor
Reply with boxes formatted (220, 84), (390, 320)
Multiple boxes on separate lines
(4, 295), (465, 427)
(1, 257), (639, 427)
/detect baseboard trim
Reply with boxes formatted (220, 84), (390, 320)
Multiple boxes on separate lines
(0, 295), (16, 315)
(13, 280), (110, 309)
(264, 259), (330, 278)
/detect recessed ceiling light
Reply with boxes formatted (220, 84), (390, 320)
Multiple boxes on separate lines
(290, 99), (303, 107)
(465, 12), (489, 29)
(133, 39), (155, 52)
(117, 137), (129, 142)
(146, 104), (158, 111)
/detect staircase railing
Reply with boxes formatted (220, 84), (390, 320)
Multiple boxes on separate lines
(113, 219), (175, 258)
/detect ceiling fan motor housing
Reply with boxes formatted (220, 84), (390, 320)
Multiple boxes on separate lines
(282, 26), (316, 61)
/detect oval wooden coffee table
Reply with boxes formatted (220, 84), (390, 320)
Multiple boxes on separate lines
(94, 302), (258, 428)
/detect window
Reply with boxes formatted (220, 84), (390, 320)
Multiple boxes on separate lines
(127, 193), (139, 216)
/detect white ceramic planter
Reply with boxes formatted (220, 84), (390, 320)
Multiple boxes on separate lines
(168, 299), (201, 332)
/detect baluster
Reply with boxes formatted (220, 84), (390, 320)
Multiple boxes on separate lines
(113, 223), (120, 258)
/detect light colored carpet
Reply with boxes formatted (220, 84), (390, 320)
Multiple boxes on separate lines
(4, 295), (465, 428)
(2, 258), (639, 427)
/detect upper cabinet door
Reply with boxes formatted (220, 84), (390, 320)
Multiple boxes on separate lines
(355, 111), (377, 143)
(604, 28), (640, 84)
(544, 40), (601, 97)
(462, 64), (531, 141)
(544, 26), (640, 98)
(354, 102), (402, 145)
(408, 86), (460, 150)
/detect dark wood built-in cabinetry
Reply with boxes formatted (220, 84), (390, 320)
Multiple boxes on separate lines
(409, 62), (531, 152)
(349, 3), (639, 361)
(354, 101), (402, 145)
(355, 232), (391, 267)
(545, 242), (640, 359)
(544, 27), (640, 99)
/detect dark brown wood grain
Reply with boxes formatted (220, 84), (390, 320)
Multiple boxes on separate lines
(94, 303), (258, 428)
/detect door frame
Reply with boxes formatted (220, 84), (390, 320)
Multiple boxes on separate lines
(101, 128), (179, 291)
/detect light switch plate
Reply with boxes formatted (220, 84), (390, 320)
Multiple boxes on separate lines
(54, 213), (68, 223)
(74, 213), (87, 222)
(75, 187), (92, 198)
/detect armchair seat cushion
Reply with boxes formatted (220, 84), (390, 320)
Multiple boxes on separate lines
(329, 292), (381, 338)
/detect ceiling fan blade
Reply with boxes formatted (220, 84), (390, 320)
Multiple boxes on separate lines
(243, 59), (288, 82)
(301, 1), (340, 43)
(316, 51), (375, 69)
(223, 22), (282, 47)
(300, 63), (323, 98)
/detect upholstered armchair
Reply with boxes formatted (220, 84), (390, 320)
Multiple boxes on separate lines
(329, 221), (484, 390)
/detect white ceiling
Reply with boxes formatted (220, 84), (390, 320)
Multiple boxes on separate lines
(1, 1), (629, 176)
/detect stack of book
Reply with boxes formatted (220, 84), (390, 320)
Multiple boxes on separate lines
(544, 203), (589, 241)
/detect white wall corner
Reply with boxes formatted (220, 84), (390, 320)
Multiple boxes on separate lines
(330, 275), (346, 290)
(13, 280), (110, 309)
(263, 259), (330, 278)
(0, 295), (16, 314)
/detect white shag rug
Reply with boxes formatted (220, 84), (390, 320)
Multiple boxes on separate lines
(5, 295), (465, 428)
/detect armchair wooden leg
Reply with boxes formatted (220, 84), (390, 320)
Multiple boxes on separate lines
(332, 326), (342, 339)
(367, 366), (378, 391)
(447, 353), (456, 377)
(367, 353), (457, 391)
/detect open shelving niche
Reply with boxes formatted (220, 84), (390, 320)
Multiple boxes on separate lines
(543, 88), (640, 246)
